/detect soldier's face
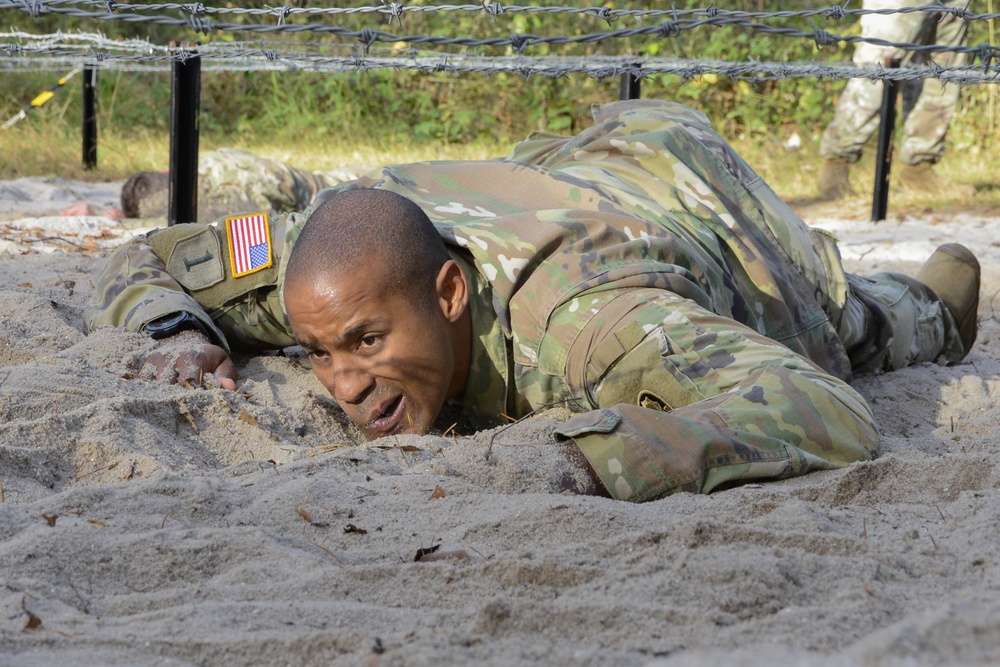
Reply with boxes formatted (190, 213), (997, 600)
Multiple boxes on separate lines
(285, 259), (470, 440)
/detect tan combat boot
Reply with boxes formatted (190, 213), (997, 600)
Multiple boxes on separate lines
(898, 162), (974, 197)
(915, 243), (981, 354)
(817, 158), (854, 200)
(898, 162), (944, 192)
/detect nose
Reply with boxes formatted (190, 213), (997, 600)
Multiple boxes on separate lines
(325, 356), (375, 406)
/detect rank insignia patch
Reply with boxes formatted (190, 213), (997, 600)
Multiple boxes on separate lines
(225, 212), (273, 278)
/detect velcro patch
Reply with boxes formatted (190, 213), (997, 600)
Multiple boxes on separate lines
(166, 228), (225, 292)
(226, 213), (273, 278)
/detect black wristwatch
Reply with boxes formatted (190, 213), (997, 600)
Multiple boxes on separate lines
(144, 311), (208, 340)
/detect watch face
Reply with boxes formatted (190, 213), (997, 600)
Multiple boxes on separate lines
(145, 312), (201, 339)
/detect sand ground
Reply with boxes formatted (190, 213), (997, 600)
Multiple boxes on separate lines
(2, 176), (1000, 666)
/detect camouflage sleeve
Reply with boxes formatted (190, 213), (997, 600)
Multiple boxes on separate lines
(85, 212), (305, 353)
(553, 287), (880, 502)
(84, 233), (231, 350)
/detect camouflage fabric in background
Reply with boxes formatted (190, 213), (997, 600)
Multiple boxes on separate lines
(122, 148), (368, 222)
(86, 100), (965, 501)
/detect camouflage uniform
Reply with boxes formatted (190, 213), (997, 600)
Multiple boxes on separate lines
(820, 0), (969, 166)
(130, 148), (366, 222)
(197, 149), (366, 218)
(86, 100), (965, 502)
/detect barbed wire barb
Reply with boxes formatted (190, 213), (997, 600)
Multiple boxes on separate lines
(381, 0), (403, 28)
(825, 1), (850, 22)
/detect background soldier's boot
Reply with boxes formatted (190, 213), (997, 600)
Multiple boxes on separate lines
(916, 243), (981, 354)
(898, 162), (974, 197)
(817, 158), (854, 199)
(898, 162), (944, 192)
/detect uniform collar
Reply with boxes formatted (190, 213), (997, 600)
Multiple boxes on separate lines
(448, 250), (511, 428)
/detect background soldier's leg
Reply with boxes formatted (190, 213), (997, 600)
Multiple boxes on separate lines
(819, 78), (885, 164)
(898, 1), (968, 165)
(819, 0), (923, 162)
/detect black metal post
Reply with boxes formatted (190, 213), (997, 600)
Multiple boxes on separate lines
(82, 65), (97, 170)
(619, 69), (641, 101)
(168, 51), (201, 225)
(872, 60), (901, 223)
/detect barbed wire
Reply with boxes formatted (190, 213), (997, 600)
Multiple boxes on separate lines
(1, 54), (992, 85)
(3, 31), (998, 85)
(2, 0), (998, 62)
(2, 2), (999, 84)
(6, 0), (1000, 25)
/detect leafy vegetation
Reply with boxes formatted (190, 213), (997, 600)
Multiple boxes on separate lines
(0, 0), (996, 207)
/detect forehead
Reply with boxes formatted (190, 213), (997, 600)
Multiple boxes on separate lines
(285, 266), (388, 313)
(292, 243), (387, 290)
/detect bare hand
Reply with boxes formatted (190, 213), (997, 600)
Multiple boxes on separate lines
(145, 330), (238, 390)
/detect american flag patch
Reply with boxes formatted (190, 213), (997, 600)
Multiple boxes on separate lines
(225, 213), (273, 278)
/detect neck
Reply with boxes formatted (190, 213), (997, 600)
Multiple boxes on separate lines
(447, 307), (473, 400)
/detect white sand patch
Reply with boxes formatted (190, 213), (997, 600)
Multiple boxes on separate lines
(0, 177), (122, 221)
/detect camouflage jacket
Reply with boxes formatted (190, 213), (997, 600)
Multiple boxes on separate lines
(87, 100), (878, 500)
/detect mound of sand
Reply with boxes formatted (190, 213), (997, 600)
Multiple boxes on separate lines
(2, 182), (1000, 666)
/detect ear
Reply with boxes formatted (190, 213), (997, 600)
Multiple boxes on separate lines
(434, 260), (469, 323)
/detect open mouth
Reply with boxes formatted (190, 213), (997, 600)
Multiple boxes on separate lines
(367, 395), (406, 435)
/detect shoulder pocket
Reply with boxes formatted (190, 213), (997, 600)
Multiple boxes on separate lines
(155, 226), (225, 292)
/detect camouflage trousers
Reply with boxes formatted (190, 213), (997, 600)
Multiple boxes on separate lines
(820, 0), (969, 165)
(560, 258), (963, 500)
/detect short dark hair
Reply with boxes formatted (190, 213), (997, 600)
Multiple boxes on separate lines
(120, 171), (169, 218)
(285, 188), (451, 299)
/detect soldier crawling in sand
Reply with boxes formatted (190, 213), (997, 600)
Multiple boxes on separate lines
(85, 100), (980, 502)
(119, 148), (367, 222)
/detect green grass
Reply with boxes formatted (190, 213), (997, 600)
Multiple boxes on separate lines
(2, 95), (998, 217)
(0, 121), (504, 181)
(732, 138), (1000, 212)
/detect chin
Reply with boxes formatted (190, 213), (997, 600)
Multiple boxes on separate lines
(396, 413), (431, 437)
(358, 410), (428, 440)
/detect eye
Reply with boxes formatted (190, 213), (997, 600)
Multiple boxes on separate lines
(306, 348), (328, 360)
(359, 334), (381, 349)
